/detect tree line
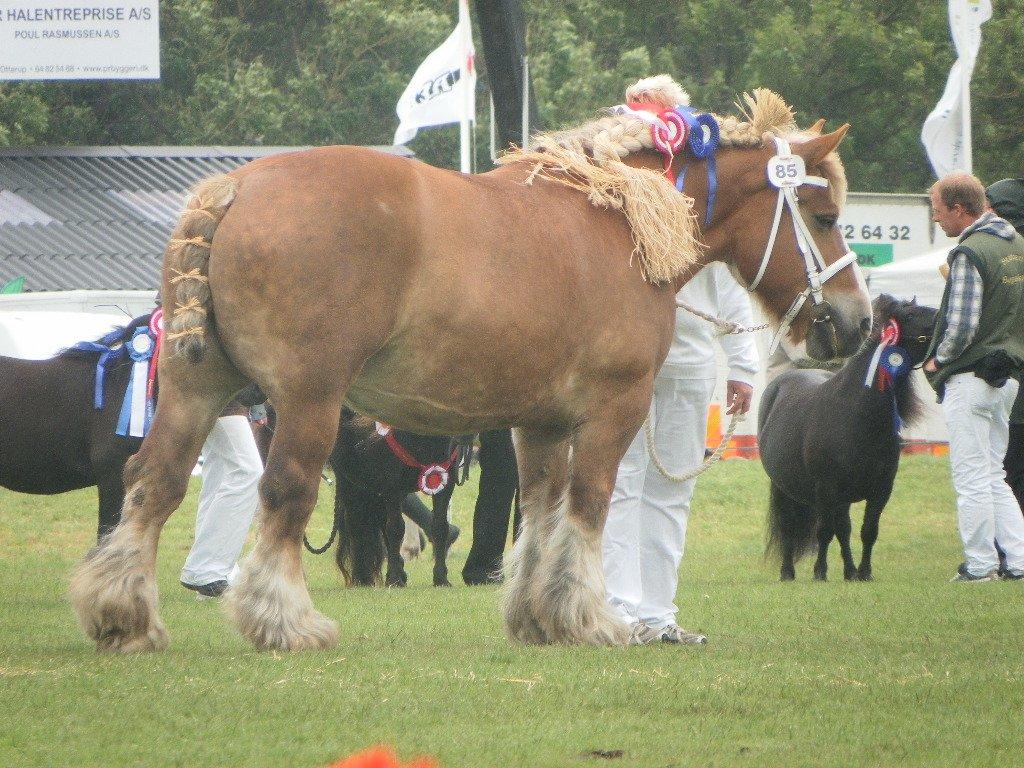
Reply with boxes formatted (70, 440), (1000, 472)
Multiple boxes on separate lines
(1, 0), (1021, 192)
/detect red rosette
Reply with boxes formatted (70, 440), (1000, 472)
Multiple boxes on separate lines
(418, 465), (450, 495)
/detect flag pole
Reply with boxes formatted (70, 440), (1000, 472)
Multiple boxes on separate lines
(957, 3), (973, 174)
(458, 0), (473, 173)
(460, 113), (471, 173)
(521, 55), (530, 151)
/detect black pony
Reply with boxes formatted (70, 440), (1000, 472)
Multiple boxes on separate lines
(305, 408), (472, 587)
(758, 295), (937, 581)
(0, 314), (151, 539)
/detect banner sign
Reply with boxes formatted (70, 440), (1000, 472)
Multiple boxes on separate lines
(0, 1), (159, 80)
(839, 192), (957, 267)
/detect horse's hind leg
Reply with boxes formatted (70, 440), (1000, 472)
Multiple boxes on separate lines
(812, 515), (834, 582)
(96, 475), (124, 541)
(225, 397), (342, 650)
(70, 355), (241, 652)
(769, 483), (803, 581)
(500, 429), (570, 644)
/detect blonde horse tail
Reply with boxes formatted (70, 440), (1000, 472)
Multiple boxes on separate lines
(164, 174), (239, 363)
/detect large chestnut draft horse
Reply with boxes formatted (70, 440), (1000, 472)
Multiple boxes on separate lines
(71, 76), (871, 652)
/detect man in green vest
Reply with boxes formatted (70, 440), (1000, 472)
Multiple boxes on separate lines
(986, 178), (1024, 512)
(923, 172), (1024, 582)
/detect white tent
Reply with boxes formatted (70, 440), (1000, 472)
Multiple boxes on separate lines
(0, 311), (128, 359)
(866, 248), (948, 308)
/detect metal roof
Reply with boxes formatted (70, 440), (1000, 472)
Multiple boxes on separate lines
(0, 144), (412, 291)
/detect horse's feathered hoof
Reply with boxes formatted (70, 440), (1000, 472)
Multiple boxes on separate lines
(96, 620), (169, 654)
(69, 533), (168, 653)
(502, 601), (549, 645)
(225, 556), (339, 651)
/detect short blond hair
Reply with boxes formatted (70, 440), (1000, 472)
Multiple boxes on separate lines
(931, 172), (986, 216)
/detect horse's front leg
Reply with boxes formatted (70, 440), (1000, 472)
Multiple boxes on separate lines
(500, 429), (571, 644)
(522, 391), (650, 647)
(858, 487), (892, 581)
(430, 485), (455, 587)
(834, 502), (858, 581)
(384, 503), (408, 587)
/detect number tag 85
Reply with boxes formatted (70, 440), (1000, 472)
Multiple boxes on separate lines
(767, 154), (807, 189)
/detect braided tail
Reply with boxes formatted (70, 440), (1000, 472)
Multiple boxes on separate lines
(164, 174), (238, 363)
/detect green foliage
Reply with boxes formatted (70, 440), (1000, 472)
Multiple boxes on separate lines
(2, 457), (1024, 766)
(0, 0), (1020, 188)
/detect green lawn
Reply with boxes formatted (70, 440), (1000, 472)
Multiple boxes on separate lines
(1, 456), (1022, 768)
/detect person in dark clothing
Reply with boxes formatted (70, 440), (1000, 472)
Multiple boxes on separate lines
(463, 429), (518, 585)
(987, 179), (1024, 512)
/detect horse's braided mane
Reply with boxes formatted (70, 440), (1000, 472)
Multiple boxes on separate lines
(59, 313), (151, 359)
(498, 76), (848, 285)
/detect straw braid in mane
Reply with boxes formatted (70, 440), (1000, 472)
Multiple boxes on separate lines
(499, 76), (847, 284)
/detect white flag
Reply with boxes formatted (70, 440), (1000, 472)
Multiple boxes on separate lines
(921, 0), (992, 177)
(394, 0), (476, 145)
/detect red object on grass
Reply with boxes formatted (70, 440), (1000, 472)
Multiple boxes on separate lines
(326, 746), (437, 768)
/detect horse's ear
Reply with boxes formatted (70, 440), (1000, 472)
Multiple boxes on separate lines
(805, 118), (826, 136)
(794, 124), (850, 165)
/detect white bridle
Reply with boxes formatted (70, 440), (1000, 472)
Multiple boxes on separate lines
(746, 136), (859, 354)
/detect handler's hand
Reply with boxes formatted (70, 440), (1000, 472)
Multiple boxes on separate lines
(726, 380), (754, 415)
(923, 357), (939, 373)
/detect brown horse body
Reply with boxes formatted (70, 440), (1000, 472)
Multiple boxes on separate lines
(215, 147), (675, 436)
(70, 80), (871, 652)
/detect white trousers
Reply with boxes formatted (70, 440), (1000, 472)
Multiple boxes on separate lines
(180, 415), (263, 585)
(942, 373), (1024, 575)
(602, 377), (714, 629)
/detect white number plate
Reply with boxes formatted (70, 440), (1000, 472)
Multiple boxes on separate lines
(767, 154), (806, 188)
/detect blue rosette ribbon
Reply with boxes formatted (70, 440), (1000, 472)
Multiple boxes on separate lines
(116, 326), (156, 438)
(672, 106), (721, 225)
(71, 328), (127, 409)
(879, 346), (910, 381)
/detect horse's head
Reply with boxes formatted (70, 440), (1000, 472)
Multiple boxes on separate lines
(871, 294), (938, 366)
(498, 78), (871, 361)
(682, 99), (871, 361)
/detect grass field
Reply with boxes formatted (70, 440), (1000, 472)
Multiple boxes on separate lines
(2, 456), (1023, 768)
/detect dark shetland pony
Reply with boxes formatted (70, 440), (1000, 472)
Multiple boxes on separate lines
(0, 314), (151, 539)
(758, 295), (937, 581)
(329, 409), (472, 588)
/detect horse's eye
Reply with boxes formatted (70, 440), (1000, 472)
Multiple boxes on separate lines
(815, 214), (838, 229)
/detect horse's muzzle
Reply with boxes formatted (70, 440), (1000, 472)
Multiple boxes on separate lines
(805, 300), (869, 361)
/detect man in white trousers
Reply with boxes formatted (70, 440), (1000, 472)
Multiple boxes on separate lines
(180, 410), (263, 598)
(923, 172), (1024, 582)
(603, 262), (758, 645)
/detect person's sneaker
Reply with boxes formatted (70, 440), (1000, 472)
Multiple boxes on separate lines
(181, 579), (229, 600)
(950, 563), (997, 582)
(627, 622), (664, 646)
(997, 564), (1024, 581)
(628, 622), (707, 646)
(659, 623), (708, 645)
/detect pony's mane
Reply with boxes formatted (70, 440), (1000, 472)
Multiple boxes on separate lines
(59, 313), (151, 359)
(499, 77), (848, 282)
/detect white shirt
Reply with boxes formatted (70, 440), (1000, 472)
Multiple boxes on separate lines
(658, 262), (759, 384)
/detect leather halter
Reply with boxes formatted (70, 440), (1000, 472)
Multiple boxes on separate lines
(746, 136), (860, 355)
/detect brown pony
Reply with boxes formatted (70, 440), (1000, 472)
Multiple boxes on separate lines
(70, 77), (870, 653)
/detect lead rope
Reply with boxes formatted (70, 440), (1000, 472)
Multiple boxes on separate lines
(643, 302), (761, 482)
